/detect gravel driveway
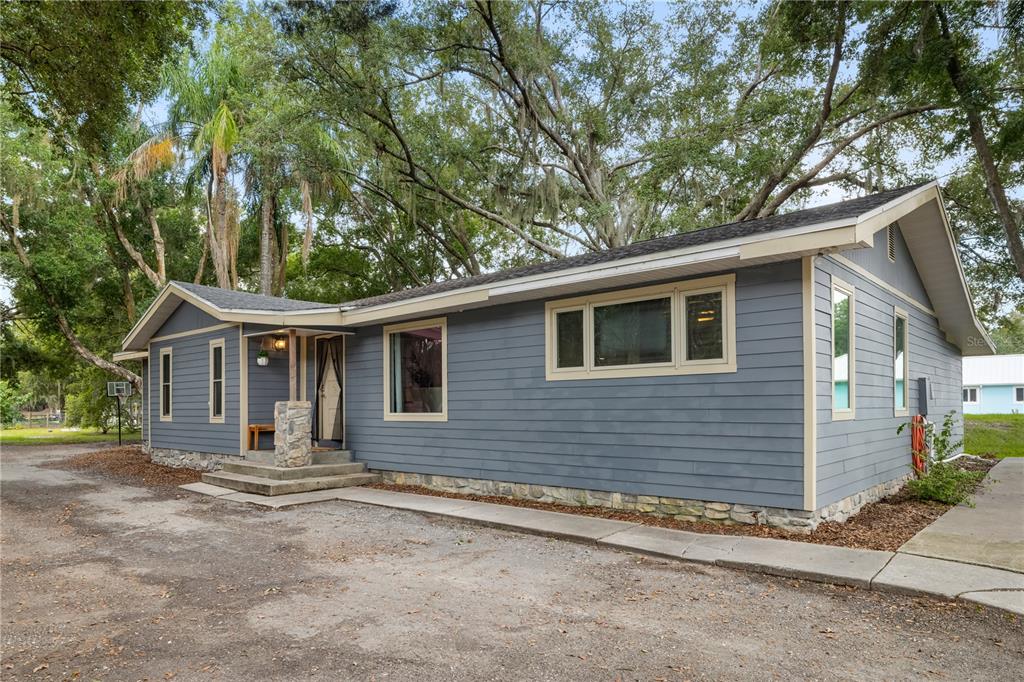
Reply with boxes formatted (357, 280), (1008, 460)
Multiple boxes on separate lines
(2, 444), (1022, 681)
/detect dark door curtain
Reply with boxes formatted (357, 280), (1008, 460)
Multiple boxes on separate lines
(329, 338), (344, 442)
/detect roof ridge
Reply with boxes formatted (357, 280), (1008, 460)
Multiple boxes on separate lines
(338, 183), (931, 309)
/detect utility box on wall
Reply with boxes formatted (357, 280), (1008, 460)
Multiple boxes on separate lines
(917, 377), (932, 416)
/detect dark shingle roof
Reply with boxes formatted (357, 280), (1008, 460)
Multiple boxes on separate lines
(341, 184), (925, 309)
(173, 281), (336, 312)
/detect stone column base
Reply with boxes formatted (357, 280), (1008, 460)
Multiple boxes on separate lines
(274, 401), (312, 468)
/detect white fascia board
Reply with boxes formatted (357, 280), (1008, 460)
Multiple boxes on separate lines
(121, 282), (344, 351)
(112, 350), (148, 362)
(488, 246), (741, 297)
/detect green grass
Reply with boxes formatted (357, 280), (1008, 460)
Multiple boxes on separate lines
(964, 414), (1024, 458)
(0, 426), (141, 446)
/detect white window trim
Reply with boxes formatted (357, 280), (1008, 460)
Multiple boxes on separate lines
(894, 307), (909, 417)
(209, 338), (226, 424)
(544, 273), (737, 381)
(831, 276), (855, 421)
(1015, 386), (1024, 404)
(159, 347), (173, 422)
(382, 317), (448, 422)
(963, 386), (980, 405)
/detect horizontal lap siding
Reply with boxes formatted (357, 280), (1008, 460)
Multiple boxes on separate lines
(149, 326), (241, 455)
(156, 302), (221, 336)
(815, 237), (961, 508)
(346, 262), (805, 509)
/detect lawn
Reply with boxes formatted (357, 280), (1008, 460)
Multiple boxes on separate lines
(0, 426), (141, 446)
(964, 414), (1024, 458)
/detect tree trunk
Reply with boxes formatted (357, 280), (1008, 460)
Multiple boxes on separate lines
(259, 189), (276, 295)
(935, 4), (1024, 281)
(274, 216), (288, 297)
(210, 169), (232, 289)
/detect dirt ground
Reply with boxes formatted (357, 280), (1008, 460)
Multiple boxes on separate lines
(2, 445), (1022, 681)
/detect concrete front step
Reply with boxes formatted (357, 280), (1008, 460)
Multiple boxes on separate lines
(222, 461), (367, 480)
(245, 449), (352, 465)
(201, 470), (380, 496)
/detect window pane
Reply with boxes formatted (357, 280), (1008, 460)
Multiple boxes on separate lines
(833, 289), (850, 410)
(894, 317), (906, 409)
(686, 292), (724, 361)
(213, 346), (223, 381)
(389, 327), (443, 413)
(162, 353), (171, 381)
(162, 384), (171, 416)
(555, 310), (584, 368)
(1017, 387), (1024, 402)
(213, 380), (223, 416)
(593, 297), (672, 367)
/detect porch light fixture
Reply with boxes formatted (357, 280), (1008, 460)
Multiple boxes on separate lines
(272, 337), (288, 351)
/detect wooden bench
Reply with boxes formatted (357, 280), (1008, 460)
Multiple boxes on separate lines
(248, 423), (275, 450)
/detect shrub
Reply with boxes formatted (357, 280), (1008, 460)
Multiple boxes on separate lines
(905, 461), (984, 505)
(0, 380), (27, 426)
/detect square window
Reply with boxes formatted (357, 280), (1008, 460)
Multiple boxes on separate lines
(386, 322), (446, 419)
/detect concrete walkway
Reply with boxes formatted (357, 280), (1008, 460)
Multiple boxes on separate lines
(899, 458), (1024, 573)
(181, 480), (1024, 617)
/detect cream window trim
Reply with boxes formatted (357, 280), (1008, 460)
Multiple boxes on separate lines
(382, 317), (448, 422)
(893, 307), (909, 417)
(831, 276), (856, 421)
(544, 274), (737, 381)
(159, 347), (173, 422)
(209, 338), (226, 424)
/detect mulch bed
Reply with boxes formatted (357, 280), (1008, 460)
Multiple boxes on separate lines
(370, 457), (998, 553)
(47, 446), (202, 488)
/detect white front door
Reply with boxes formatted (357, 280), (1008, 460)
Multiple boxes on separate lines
(318, 337), (343, 444)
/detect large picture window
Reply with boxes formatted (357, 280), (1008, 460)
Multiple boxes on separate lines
(832, 277), (855, 420)
(209, 338), (225, 423)
(545, 274), (736, 380)
(383, 318), (447, 421)
(159, 347), (173, 421)
(894, 309), (908, 416)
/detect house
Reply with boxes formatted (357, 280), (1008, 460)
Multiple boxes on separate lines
(114, 182), (993, 530)
(962, 355), (1024, 414)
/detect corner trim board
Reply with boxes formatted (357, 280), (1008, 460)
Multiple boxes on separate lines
(801, 256), (817, 512)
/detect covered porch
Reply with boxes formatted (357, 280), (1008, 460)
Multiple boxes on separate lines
(242, 325), (350, 453)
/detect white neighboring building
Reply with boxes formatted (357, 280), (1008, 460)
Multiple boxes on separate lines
(962, 354), (1024, 414)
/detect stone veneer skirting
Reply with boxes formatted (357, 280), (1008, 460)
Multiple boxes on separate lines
(145, 445), (243, 472)
(378, 471), (910, 533)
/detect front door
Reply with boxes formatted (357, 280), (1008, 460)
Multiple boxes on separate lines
(316, 337), (344, 447)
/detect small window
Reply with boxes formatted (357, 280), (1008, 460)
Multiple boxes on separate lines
(1015, 387), (1023, 403)
(554, 308), (584, 369)
(684, 291), (724, 361)
(544, 274), (736, 380)
(159, 348), (173, 421)
(963, 387), (979, 404)
(384, 318), (447, 421)
(832, 277), (855, 419)
(210, 339), (225, 423)
(894, 309), (908, 415)
(887, 224), (897, 262)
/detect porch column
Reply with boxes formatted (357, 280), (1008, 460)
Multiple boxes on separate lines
(288, 328), (297, 401)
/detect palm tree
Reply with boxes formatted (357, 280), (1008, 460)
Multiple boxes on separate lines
(163, 38), (244, 289)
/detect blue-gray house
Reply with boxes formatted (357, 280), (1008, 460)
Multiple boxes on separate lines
(114, 183), (994, 530)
